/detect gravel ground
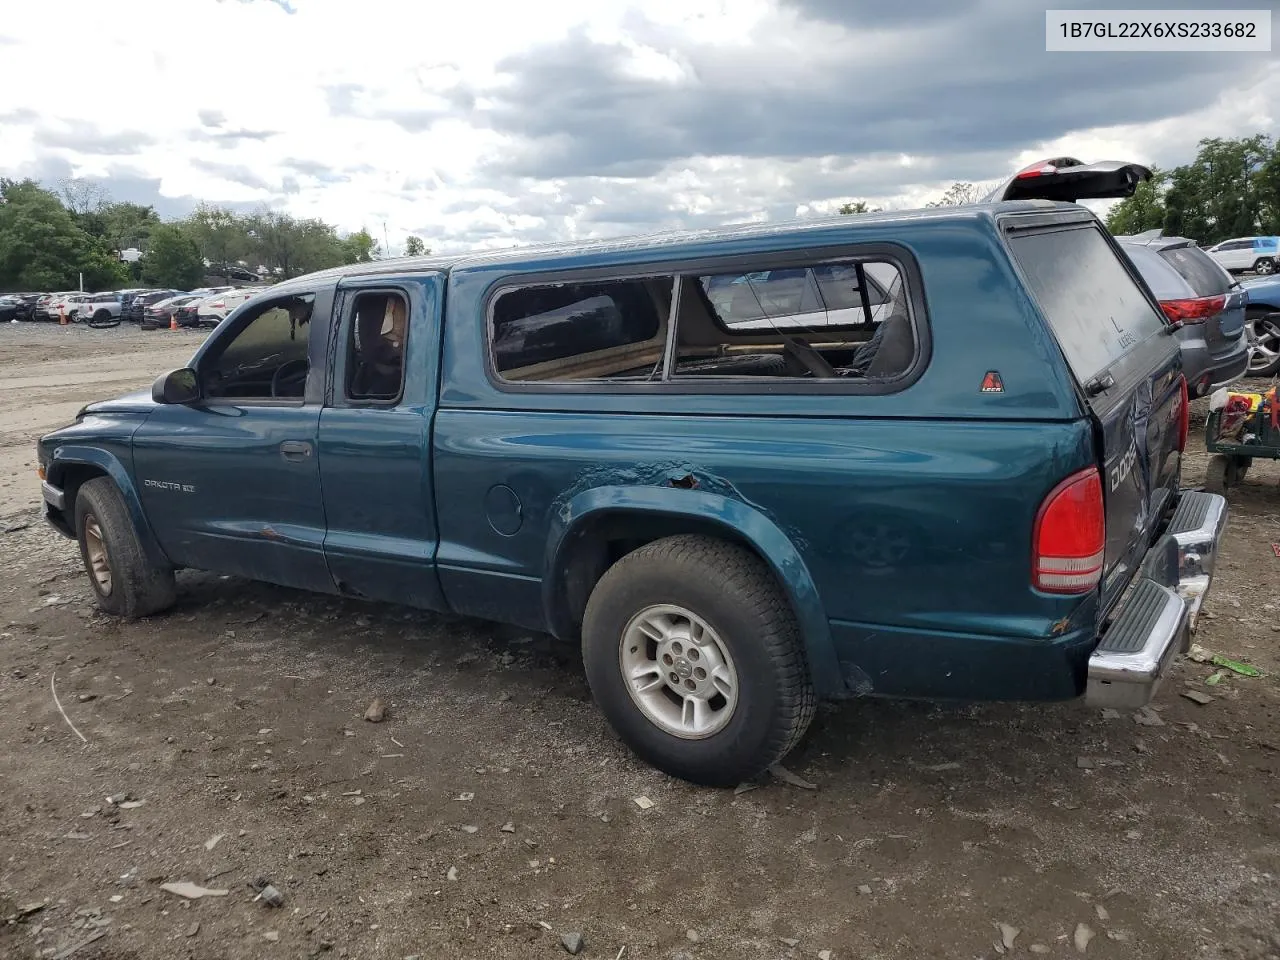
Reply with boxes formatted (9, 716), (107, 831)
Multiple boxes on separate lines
(0, 321), (1278, 960)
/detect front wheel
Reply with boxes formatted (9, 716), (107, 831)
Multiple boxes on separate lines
(582, 535), (815, 787)
(1253, 257), (1276, 276)
(74, 478), (177, 618)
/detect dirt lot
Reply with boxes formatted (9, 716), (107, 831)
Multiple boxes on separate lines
(1, 322), (1278, 960)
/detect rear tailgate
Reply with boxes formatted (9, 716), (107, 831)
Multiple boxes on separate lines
(1006, 222), (1185, 616)
(1154, 243), (1246, 352)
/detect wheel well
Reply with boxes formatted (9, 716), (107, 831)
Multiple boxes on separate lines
(55, 464), (110, 524)
(550, 511), (780, 641)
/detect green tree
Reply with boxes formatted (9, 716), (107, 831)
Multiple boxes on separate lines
(0, 179), (127, 291)
(1105, 167), (1169, 236)
(403, 235), (427, 256)
(141, 223), (206, 289)
(838, 200), (880, 215)
(185, 205), (250, 283)
(339, 228), (380, 264)
(1162, 135), (1274, 243)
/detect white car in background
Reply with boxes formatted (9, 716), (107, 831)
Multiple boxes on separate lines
(195, 288), (261, 325)
(1205, 236), (1278, 275)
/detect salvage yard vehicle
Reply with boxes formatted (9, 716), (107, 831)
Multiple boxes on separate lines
(37, 196), (1228, 786)
(1241, 274), (1280, 376)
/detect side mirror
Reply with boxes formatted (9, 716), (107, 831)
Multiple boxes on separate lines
(152, 368), (201, 405)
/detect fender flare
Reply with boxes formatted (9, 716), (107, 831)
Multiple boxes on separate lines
(544, 485), (843, 697)
(48, 445), (171, 569)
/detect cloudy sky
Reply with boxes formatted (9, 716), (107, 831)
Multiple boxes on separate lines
(1, 0), (1276, 254)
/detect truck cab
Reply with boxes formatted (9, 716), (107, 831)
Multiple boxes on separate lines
(37, 200), (1227, 787)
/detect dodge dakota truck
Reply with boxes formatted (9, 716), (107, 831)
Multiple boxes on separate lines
(37, 192), (1227, 786)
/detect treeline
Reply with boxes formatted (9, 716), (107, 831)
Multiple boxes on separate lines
(0, 178), (427, 293)
(1105, 135), (1280, 242)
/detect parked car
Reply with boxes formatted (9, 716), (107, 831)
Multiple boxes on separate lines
(172, 299), (205, 329)
(195, 288), (259, 325)
(124, 289), (184, 324)
(1, 293), (42, 321)
(47, 292), (91, 321)
(37, 193), (1227, 787)
(141, 294), (203, 330)
(1240, 274), (1280, 376)
(79, 292), (124, 326)
(1205, 236), (1279, 276)
(32, 292), (79, 320)
(980, 158), (1249, 397)
(1114, 231), (1248, 397)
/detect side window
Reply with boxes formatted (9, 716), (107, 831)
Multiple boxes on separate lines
(203, 294), (314, 401)
(677, 257), (916, 381)
(347, 291), (409, 403)
(490, 278), (670, 382)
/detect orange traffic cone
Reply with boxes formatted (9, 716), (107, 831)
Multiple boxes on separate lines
(170, 316), (178, 331)
(59, 305), (67, 326)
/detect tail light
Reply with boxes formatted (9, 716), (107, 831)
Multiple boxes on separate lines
(210, 301), (224, 309)
(1160, 295), (1225, 324)
(1033, 467), (1105, 594)
(1176, 373), (1189, 452)
(1016, 162), (1058, 179)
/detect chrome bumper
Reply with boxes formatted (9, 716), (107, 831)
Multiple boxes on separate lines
(1086, 490), (1228, 710)
(42, 479), (65, 511)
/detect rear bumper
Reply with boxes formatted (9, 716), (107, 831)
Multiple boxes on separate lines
(1086, 490), (1227, 709)
(1177, 328), (1249, 396)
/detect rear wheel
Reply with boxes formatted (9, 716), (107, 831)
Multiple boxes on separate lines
(581, 534), (815, 787)
(74, 478), (176, 618)
(88, 310), (120, 329)
(1253, 257), (1276, 276)
(1246, 308), (1280, 376)
(1205, 454), (1251, 494)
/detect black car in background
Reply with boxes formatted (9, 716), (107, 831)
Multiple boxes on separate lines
(123, 289), (183, 323)
(0, 293), (42, 321)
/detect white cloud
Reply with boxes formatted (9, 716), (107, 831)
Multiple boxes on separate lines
(0, 0), (1276, 254)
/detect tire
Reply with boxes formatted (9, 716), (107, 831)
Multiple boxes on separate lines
(1253, 257), (1276, 276)
(1204, 454), (1249, 494)
(88, 310), (120, 328)
(74, 477), (177, 619)
(581, 534), (815, 787)
(1246, 308), (1280, 376)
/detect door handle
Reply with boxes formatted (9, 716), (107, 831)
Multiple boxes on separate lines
(279, 440), (313, 461)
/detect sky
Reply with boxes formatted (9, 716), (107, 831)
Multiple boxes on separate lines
(0, 0), (1277, 255)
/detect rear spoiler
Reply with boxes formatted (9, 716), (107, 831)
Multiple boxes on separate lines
(982, 157), (1153, 204)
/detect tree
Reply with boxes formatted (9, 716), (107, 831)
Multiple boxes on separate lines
(838, 200), (880, 215)
(0, 179), (127, 291)
(340, 228), (379, 264)
(58, 177), (108, 217)
(185, 205), (250, 283)
(403, 235), (427, 256)
(1105, 167), (1169, 236)
(1162, 135), (1273, 243)
(925, 181), (984, 207)
(141, 223), (205, 289)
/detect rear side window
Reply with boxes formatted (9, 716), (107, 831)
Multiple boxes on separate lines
(1120, 245), (1189, 300)
(1158, 246), (1232, 297)
(1008, 226), (1168, 381)
(490, 278), (670, 382)
(700, 262), (897, 331)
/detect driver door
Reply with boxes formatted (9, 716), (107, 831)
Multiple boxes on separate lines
(132, 282), (338, 593)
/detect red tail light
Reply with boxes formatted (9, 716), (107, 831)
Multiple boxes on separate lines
(1016, 162), (1057, 179)
(1033, 467), (1105, 595)
(1160, 295), (1225, 324)
(1176, 373), (1189, 452)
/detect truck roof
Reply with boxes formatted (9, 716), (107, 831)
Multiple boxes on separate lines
(272, 199), (1093, 293)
